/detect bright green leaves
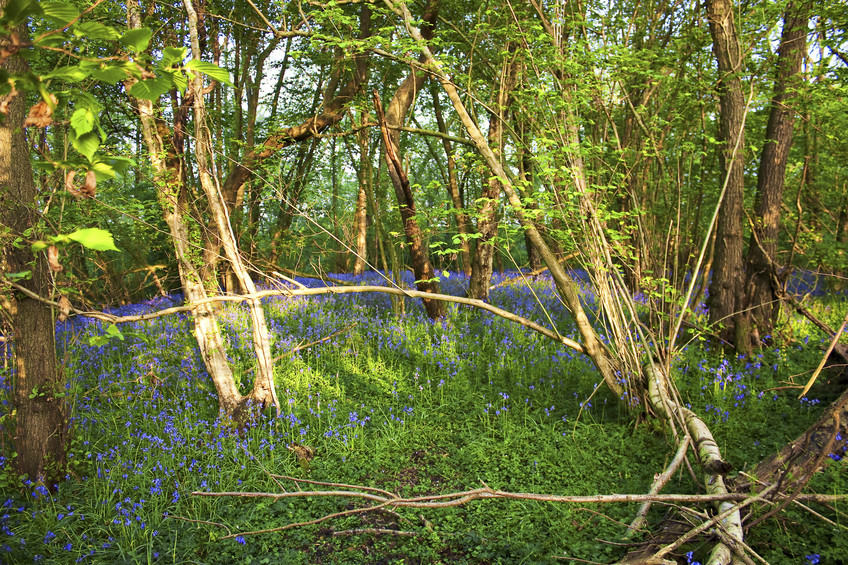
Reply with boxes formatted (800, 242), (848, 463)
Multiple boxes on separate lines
(129, 76), (173, 101)
(119, 28), (152, 52)
(72, 21), (121, 41)
(66, 227), (119, 251)
(39, 1), (79, 26)
(32, 228), (120, 253)
(87, 324), (124, 347)
(70, 107), (95, 136)
(128, 47), (232, 100)
(185, 60), (233, 86)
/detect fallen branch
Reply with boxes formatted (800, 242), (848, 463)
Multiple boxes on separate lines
(190, 480), (847, 544)
(5, 280), (586, 354)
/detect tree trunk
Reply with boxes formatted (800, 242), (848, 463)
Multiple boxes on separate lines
(353, 112), (371, 275)
(127, 0), (245, 417)
(468, 53), (519, 300)
(0, 15), (67, 484)
(183, 0), (280, 417)
(373, 0), (445, 320)
(743, 3), (808, 347)
(705, 0), (748, 349)
(430, 83), (472, 276)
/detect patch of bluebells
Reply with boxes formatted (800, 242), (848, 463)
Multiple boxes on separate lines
(1, 270), (840, 561)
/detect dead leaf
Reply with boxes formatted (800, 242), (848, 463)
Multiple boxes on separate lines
(57, 296), (71, 322)
(47, 245), (63, 273)
(64, 170), (82, 197)
(82, 170), (97, 198)
(288, 443), (316, 468)
(0, 86), (19, 116)
(24, 100), (53, 128)
(0, 32), (22, 61)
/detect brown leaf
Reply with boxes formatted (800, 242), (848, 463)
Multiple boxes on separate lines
(0, 86), (19, 116)
(24, 100), (53, 128)
(47, 245), (63, 273)
(64, 170), (82, 197)
(82, 170), (97, 198)
(0, 32), (23, 61)
(57, 296), (71, 322)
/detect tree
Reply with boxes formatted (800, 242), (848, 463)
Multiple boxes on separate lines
(743, 2), (810, 347)
(705, 0), (748, 349)
(0, 0), (65, 486)
(374, 0), (445, 320)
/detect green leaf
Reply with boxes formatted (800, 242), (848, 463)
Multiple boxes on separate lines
(90, 161), (117, 180)
(185, 60), (233, 86)
(120, 28), (152, 52)
(70, 130), (100, 161)
(164, 70), (187, 94)
(70, 108), (95, 136)
(161, 47), (188, 68)
(87, 65), (127, 84)
(31, 240), (49, 252)
(40, 1), (79, 25)
(129, 76), (172, 101)
(105, 324), (124, 341)
(72, 21), (121, 40)
(44, 66), (89, 82)
(66, 228), (119, 252)
(5, 270), (32, 281)
(0, 0), (37, 27)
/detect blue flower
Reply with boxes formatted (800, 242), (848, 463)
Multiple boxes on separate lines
(235, 536), (246, 545)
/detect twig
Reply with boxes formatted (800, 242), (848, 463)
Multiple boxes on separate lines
(624, 436), (691, 539)
(163, 514), (232, 535)
(798, 310), (848, 398)
(649, 482), (779, 562)
(332, 528), (419, 537)
(270, 475), (398, 498)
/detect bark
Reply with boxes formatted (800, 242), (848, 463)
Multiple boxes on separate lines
(743, 3), (809, 347)
(374, 0), (445, 320)
(705, 0), (747, 348)
(0, 11), (66, 484)
(374, 91), (445, 320)
(468, 53), (519, 301)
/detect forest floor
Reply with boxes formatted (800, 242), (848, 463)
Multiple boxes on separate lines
(1, 271), (846, 564)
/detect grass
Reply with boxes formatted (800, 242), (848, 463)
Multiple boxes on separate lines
(1, 270), (846, 564)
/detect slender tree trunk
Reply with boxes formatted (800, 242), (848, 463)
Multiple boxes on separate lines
(0, 11), (66, 485)
(744, 3), (808, 347)
(430, 83), (472, 276)
(468, 54), (518, 300)
(705, 0), (747, 349)
(183, 0), (279, 417)
(353, 112), (371, 275)
(374, 91), (445, 319)
(127, 0), (244, 417)
(374, 0), (445, 319)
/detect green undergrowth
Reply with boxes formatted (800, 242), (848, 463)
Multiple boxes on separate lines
(0, 277), (845, 564)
